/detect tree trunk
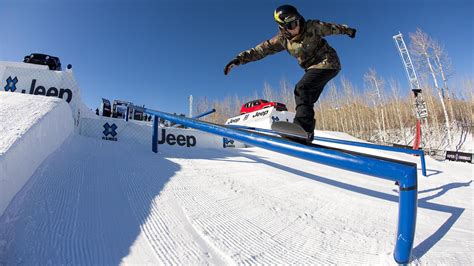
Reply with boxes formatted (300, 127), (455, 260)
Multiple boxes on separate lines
(423, 51), (452, 146)
(434, 52), (455, 124)
(319, 100), (326, 130)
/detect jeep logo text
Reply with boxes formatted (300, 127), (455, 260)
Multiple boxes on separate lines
(3, 77), (73, 103)
(252, 110), (269, 118)
(158, 129), (196, 147)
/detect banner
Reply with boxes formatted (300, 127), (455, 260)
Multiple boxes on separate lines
(225, 107), (295, 129)
(79, 117), (245, 150)
(0, 61), (92, 127)
(446, 151), (473, 163)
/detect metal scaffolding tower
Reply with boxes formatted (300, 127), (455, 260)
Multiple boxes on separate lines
(393, 33), (420, 92)
(393, 32), (428, 150)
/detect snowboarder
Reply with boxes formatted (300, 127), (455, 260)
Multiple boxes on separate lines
(224, 4), (356, 142)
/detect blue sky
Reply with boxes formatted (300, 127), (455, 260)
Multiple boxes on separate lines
(1, 0), (472, 114)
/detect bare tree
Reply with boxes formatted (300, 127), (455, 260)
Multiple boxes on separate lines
(341, 77), (358, 135)
(262, 81), (275, 101)
(318, 100), (326, 130)
(332, 82), (346, 132)
(432, 41), (455, 122)
(364, 68), (387, 142)
(232, 94), (242, 116)
(279, 78), (295, 112)
(459, 78), (473, 125)
(410, 28), (452, 146)
(389, 79), (408, 145)
(196, 96), (211, 120)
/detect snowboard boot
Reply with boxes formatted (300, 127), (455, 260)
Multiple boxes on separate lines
(292, 120), (315, 145)
(307, 131), (314, 144)
(286, 131), (313, 145)
(305, 120), (315, 144)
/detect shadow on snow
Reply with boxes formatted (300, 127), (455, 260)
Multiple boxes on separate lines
(239, 150), (470, 261)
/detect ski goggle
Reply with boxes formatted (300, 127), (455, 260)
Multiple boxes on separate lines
(279, 19), (299, 30)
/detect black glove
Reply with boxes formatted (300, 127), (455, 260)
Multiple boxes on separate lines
(348, 28), (357, 38)
(224, 58), (240, 75)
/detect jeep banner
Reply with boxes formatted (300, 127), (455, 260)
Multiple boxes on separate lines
(79, 117), (245, 150)
(225, 107), (295, 130)
(0, 61), (86, 125)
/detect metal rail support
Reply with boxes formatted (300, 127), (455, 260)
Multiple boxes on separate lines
(152, 115), (159, 153)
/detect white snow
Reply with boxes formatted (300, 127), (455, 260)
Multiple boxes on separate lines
(0, 92), (73, 215)
(0, 92), (473, 265)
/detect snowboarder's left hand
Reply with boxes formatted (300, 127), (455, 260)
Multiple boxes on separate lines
(224, 59), (240, 75)
(347, 28), (357, 38)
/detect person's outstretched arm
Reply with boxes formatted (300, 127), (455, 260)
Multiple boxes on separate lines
(224, 34), (285, 75)
(309, 20), (356, 38)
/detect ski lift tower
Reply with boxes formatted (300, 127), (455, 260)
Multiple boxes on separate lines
(393, 32), (428, 150)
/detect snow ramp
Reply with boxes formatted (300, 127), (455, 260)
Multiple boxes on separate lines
(0, 92), (73, 215)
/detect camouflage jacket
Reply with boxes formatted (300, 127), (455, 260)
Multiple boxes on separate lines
(235, 20), (353, 70)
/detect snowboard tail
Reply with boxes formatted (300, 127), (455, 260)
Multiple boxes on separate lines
(271, 121), (311, 144)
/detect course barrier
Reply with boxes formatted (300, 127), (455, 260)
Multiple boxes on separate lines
(135, 106), (418, 264)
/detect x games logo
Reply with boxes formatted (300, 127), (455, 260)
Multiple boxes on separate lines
(4, 76), (18, 92)
(223, 138), (235, 148)
(102, 123), (118, 141)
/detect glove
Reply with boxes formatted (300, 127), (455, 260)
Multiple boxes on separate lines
(224, 58), (240, 75)
(348, 28), (357, 38)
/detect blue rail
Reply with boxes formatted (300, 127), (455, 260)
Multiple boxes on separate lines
(315, 136), (426, 177)
(140, 107), (417, 264)
(227, 124), (427, 177)
(193, 108), (216, 119)
(171, 109), (216, 128)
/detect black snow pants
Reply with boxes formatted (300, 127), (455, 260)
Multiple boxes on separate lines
(293, 68), (340, 133)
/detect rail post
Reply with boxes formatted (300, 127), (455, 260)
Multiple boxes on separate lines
(152, 115), (159, 153)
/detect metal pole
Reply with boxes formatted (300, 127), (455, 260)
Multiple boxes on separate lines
(152, 115), (159, 153)
(395, 186), (417, 264)
(420, 152), (427, 177)
(192, 108), (216, 119)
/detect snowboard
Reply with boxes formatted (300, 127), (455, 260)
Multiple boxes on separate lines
(271, 121), (310, 143)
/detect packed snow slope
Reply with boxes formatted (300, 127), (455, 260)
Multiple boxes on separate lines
(0, 95), (472, 265)
(0, 92), (73, 215)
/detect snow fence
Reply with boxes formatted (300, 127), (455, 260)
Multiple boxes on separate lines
(79, 116), (246, 150)
(0, 93), (74, 216)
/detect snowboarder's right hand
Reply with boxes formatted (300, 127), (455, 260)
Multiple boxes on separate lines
(224, 59), (240, 75)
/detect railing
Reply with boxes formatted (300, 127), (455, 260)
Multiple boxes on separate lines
(315, 136), (426, 176)
(227, 124), (427, 177)
(135, 106), (418, 264)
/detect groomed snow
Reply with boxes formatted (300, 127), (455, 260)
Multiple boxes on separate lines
(0, 128), (472, 264)
(0, 92), (65, 154)
(0, 92), (73, 215)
